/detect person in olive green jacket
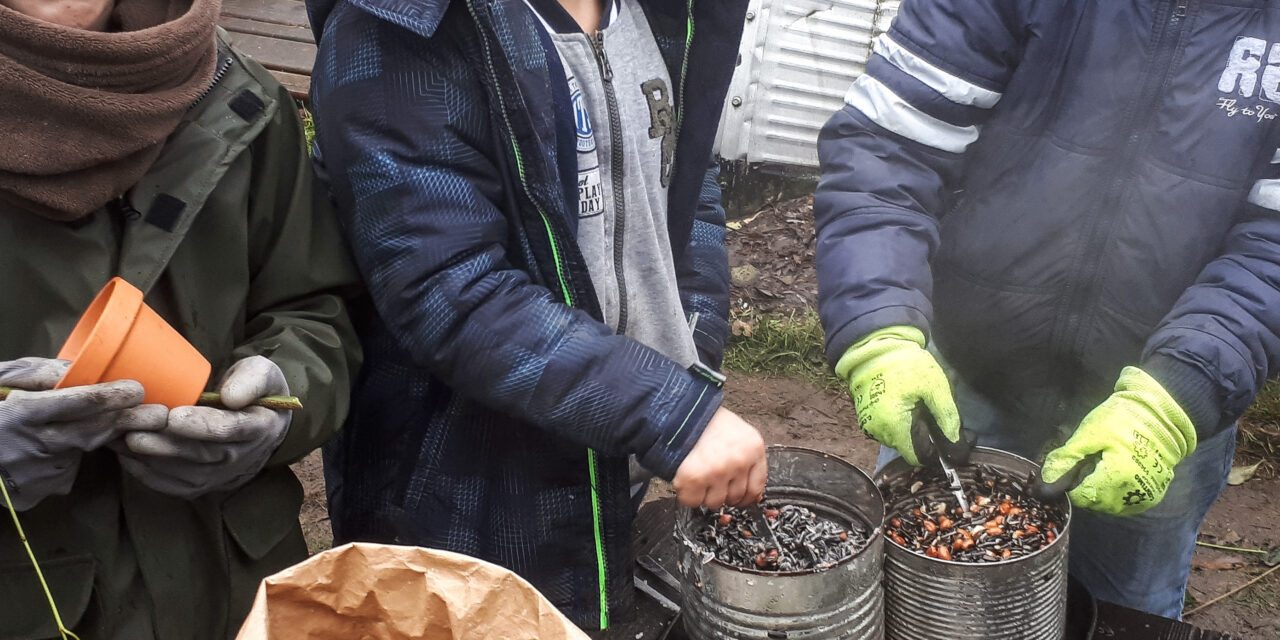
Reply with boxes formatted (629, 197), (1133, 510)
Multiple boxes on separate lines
(0, 0), (361, 638)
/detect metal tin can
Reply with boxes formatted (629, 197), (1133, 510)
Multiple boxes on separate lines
(878, 447), (1071, 640)
(676, 446), (885, 639)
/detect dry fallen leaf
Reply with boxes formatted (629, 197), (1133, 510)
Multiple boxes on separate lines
(1191, 551), (1246, 571)
(725, 211), (762, 231)
(730, 318), (756, 338)
(1227, 462), (1261, 486)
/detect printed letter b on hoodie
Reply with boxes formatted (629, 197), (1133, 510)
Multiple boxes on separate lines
(841, 33), (1003, 154)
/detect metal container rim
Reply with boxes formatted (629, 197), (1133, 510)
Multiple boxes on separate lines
(681, 445), (886, 577)
(877, 446), (1073, 568)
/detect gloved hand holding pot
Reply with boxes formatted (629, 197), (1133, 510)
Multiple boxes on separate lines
(0, 354), (294, 508)
(115, 356), (293, 499)
(0, 357), (163, 511)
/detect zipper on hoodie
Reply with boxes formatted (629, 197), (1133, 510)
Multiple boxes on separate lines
(674, 0), (694, 142)
(1054, 0), (1191, 362)
(590, 30), (630, 336)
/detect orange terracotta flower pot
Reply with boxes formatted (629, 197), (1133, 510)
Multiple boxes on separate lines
(55, 277), (211, 408)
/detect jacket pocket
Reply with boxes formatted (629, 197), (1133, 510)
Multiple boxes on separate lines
(0, 554), (94, 640)
(221, 467), (309, 633)
(221, 467), (305, 561)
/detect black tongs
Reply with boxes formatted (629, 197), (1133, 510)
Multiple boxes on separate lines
(911, 402), (976, 511)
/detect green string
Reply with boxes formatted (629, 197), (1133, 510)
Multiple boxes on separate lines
(0, 476), (81, 640)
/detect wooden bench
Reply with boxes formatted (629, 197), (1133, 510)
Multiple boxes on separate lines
(219, 0), (316, 101)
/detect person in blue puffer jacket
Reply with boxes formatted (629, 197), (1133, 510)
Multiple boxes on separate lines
(306, 0), (768, 630)
(816, 0), (1280, 618)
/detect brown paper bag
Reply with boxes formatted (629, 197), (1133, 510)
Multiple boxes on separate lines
(235, 542), (591, 640)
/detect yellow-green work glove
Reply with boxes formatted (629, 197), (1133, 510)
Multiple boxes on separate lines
(835, 326), (961, 466)
(1041, 366), (1197, 516)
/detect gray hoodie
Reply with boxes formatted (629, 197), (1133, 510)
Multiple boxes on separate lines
(525, 0), (699, 368)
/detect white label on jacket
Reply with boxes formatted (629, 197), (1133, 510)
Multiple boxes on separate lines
(1219, 36), (1280, 104)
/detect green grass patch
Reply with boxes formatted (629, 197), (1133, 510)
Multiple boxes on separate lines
(1242, 379), (1280, 475)
(1246, 378), (1280, 424)
(722, 311), (839, 390)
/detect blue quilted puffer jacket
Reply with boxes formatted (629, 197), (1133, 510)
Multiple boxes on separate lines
(816, 0), (1280, 437)
(306, 0), (745, 628)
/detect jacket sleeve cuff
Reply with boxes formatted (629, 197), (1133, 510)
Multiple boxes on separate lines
(824, 305), (930, 368)
(1141, 353), (1226, 437)
(636, 374), (723, 481)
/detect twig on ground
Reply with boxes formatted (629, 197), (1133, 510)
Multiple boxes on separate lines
(1196, 541), (1268, 554)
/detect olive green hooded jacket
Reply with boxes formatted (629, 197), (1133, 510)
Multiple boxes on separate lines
(0, 39), (361, 640)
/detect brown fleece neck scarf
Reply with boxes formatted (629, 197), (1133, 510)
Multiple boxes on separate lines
(0, 0), (220, 221)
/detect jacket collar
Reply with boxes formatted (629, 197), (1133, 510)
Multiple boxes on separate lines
(309, 0), (639, 41)
(117, 34), (280, 294)
(308, 0), (452, 40)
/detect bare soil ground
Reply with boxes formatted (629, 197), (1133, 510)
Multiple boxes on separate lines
(291, 195), (1280, 639)
(294, 449), (330, 555)
(726, 196), (820, 317)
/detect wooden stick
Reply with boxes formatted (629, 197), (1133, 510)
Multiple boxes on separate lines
(1184, 563), (1280, 616)
(0, 387), (302, 411)
(197, 392), (303, 411)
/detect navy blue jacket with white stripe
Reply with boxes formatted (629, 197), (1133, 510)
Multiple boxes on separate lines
(816, 0), (1280, 435)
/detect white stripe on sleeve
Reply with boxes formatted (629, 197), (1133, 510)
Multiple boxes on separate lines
(1249, 179), (1280, 210)
(874, 34), (1003, 109)
(844, 74), (980, 153)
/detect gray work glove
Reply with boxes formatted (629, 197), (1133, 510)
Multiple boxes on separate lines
(0, 358), (162, 511)
(116, 356), (292, 499)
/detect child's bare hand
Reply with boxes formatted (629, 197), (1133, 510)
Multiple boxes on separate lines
(672, 407), (766, 508)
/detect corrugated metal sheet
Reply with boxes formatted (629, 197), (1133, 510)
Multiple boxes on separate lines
(715, 0), (901, 169)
